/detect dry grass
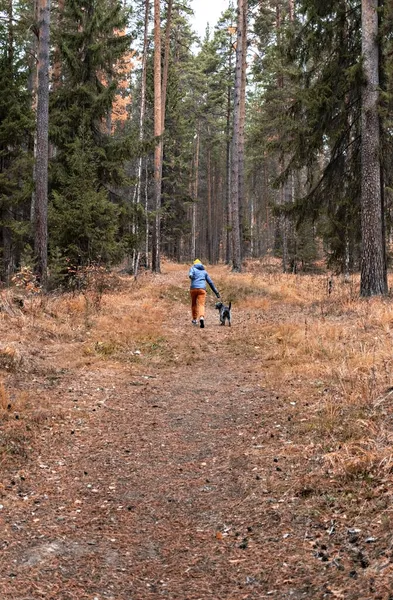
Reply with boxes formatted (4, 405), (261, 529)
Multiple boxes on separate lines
(2, 261), (393, 482)
(0, 345), (22, 371)
(201, 264), (393, 484)
(3, 260), (393, 597)
(0, 381), (43, 460)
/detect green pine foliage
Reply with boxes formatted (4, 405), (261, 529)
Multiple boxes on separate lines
(250, 0), (363, 272)
(49, 0), (134, 266)
(50, 0), (131, 147)
(248, 1), (300, 266)
(4, 0), (392, 282)
(49, 128), (120, 266)
(0, 0), (34, 280)
(184, 7), (236, 262)
(161, 3), (198, 257)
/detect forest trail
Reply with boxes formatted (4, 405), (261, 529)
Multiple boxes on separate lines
(0, 264), (391, 599)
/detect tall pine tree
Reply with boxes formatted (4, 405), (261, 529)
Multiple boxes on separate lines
(49, 0), (132, 265)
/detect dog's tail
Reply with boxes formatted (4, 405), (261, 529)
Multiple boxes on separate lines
(229, 302), (231, 310)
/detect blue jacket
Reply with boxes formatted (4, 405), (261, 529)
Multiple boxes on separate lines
(189, 263), (219, 296)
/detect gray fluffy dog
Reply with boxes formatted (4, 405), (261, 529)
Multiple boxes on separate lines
(215, 301), (232, 327)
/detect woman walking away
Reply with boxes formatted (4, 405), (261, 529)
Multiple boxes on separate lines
(189, 259), (220, 328)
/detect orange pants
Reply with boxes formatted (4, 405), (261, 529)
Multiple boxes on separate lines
(190, 288), (206, 320)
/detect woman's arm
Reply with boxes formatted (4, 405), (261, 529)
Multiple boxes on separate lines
(206, 274), (219, 297)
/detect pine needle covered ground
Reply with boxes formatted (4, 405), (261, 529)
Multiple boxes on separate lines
(1, 259), (393, 599)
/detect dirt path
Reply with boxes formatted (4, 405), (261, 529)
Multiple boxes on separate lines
(0, 269), (390, 599)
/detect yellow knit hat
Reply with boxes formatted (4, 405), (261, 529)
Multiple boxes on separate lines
(193, 259), (201, 264)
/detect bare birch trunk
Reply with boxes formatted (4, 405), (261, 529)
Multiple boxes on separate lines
(132, 0), (150, 274)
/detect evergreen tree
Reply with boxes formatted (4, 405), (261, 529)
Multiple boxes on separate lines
(49, 0), (133, 265)
(248, 0), (296, 266)
(160, 1), (201, 261)
(251, 0), (364, 273)
(50, 128), (120, 264)
(189, 8), (236, 264)
(0, 0), (34, 281)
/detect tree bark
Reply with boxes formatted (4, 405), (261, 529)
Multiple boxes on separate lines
(225, 26), (234, 265)
(29, 0), (38, 224)
(161, 0), (173, 133)
(288, 0), (294, 21)
(145, 159), (149, 269)
(238, 0), (247, 259)
(191, 131), (200, 260)
(7, 0), (13, 67)
(207, 144), (213, 262)
(34, 0), (51, 289)
(360, 0), (387, 296)
(133, 0), (150, 273)
(231, 0), (247, 272)
(152, 0), (162, 273)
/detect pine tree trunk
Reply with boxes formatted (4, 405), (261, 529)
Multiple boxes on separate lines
(288, 0), (294, 21)
(225, 29), (234, 264)
(29, 0), (38, 224)
(153, 0), (172, 270)
(34, 0), (51, 289)
(215, 168), (220, 262)
(360, 0), (387, 296)
(161, 0), (173, 132)
(145, 159), (150, 269)
(191, 131), (199, 260)
(275, 5), (288, 272)
(207, 145), (213, 262)
(7, 0), (13, 66)
(280, 186), (288, 272)
(152, 0), (162, 273)
(231, 0), (247, 273)
(238, 0), (247, 259)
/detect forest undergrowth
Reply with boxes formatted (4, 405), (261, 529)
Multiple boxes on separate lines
(1, 258), (393, 599)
